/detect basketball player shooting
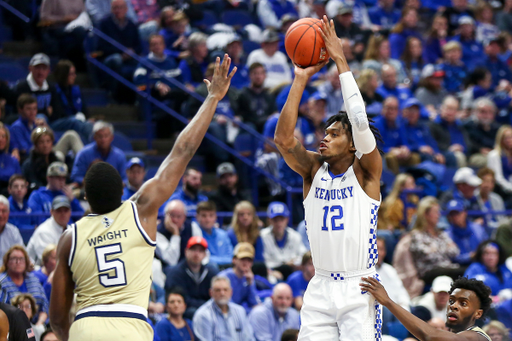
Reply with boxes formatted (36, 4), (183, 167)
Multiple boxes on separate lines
(274, 16), (383, 340)
(49, 55), (236, 341)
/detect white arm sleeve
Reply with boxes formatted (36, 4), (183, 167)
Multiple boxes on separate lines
(339, 71), (376, 156)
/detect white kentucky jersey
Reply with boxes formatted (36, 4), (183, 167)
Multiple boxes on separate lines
(303, 163), (381, 272)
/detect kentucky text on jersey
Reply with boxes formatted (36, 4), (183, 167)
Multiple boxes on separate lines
(314, 186), (354, 201)
(87, 229), (128, 247)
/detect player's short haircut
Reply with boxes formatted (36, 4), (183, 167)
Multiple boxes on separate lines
(196, 201), (216, 214)
(166, 286), (187, 303)
(17, 93), (37, 110)
(325, 112), (383, 154)
(301, 251), (312, 266)
(281, 329), (299, 341)
(211, 275), (231, 288)
(449, 277), (492, 316)
(8, 174), (26, 188)
(84, 162), (123, 214)
(249, 62), (265, 73)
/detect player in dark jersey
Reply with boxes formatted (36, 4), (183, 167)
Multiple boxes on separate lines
(0, 302), (35, 341)
(361, 277), (492, 341)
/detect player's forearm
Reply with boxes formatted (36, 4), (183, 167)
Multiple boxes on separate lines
(333, 56), (350, 75)
(274, 78), (307, 149)
(51, 320), (70, 341)
(384, 300), (441, 341)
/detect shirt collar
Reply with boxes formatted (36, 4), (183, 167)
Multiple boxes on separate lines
(27, 73), (49, 91)
(148, 52), (166, 62)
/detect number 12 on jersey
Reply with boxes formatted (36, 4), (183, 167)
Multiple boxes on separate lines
(321, 205), (344, 231)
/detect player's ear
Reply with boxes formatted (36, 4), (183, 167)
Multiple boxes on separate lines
(474, 308), (483, 320)
(349, 138), (356, 154)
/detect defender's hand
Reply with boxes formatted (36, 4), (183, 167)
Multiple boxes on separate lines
(360, 277), (392, 306)
(205, 54), (237, 101)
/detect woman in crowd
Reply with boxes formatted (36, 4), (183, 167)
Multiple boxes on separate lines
(382, 173), (418, 231)
(155, 289), (196, 341)
(12, 293), (45, 341)
(389, 7), (422, 60)
(483, 320), (510, 341)
(487, 125), (512, 207)
(464, 240), (512, 298)
(227, 201), (264, 263)
(401, 37), (424, 90)
(409, 196), (462, 285)
(0, 123), (21, 196)
(475, 2), (500, 43)
(460, 68), (494, 113)
(362, 35), (407, 83)
(0, 245), (48, 326)
(423, 14), (448, 64)
(32, 244), (56, 287)
(356, 69), (383, 116)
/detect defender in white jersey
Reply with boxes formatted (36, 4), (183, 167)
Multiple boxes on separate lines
(275, 16), (383, 340)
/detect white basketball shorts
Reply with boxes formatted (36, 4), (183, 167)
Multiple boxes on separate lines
(298, 268), (382, 341)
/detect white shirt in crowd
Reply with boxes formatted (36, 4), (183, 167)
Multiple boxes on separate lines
(261, 226), (307, 269)
(27, 216), (66, 265)
(246, 49), (292, 89)
(377, 262), (411, 311)
(155, 224), (202, 267)
(412, 292), (448, 321)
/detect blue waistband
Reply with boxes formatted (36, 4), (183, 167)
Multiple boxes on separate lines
(75, 311), (147, 322)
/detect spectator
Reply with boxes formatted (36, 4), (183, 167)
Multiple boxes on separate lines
(298, 92), (327, 151)
(227, 201), (264, 263)
(482, 321), (510, 341)
(165, 236), (219, 318)
(409, 197), (462, 285)
(356, 69), (383, 116)
(368, 0), (401, 30)
(156, 200), (202, 267)
(362, 36), (407, 83)
(85, 0), (137, 26)
(71, 121), (127, 185)
(429, 96), (469, 168)
(27, 161), (83, 216)
(476, 168), (507, 232)
(281, 329), (299, 341)
(464, 240), (512, 297)
(261, 202), (307, 280)
(450, 16), (485, 72)
(7, 175), (37, 232)
(496, 299), (512, 340)
(0, 245), (48, 325)
(484, 38), (512, 89)
(338, 37), (363, 77)
(159, 9), (190, 60)
(121, 157), (146, 201)
(496, 218), (512, 258)
(331, 3), (368, 46)
(445, 199), (488, 265)
(414, 64), (448, 113)
(0, 195), (24, 259)
(439, 167), (481, 212)
(40, 330), (58, 341)
(441, 0), (474, 35)
(22, 127), (60, 190)
(464, 97), (500, 167)
(257, 0), (298, 30)
(208, 163), (250, 213)
(389, 8), (422, 60)
(460, 68), (494, 114)
(155, 288), (197, 341)
(52, 60), (93, 143)
(32, 244), (56, 287)
(219, 242), (261, 312)
(487, 125), (512, 207)
(496, 0), (512, 35)
(375, 64), (412, 106)
(98, 0), (141, 99)
(131, 0), (160, 42)
(423, 14), (448, 64)
(11, 294), (45, 340)
(401, 37), (424, 89)
(160, 168), (208, 216)
(475, 2), (500, 44)
(439, 41), (468, 94)
(236, 62), (277, 132)
(193, 275), (255, 340)
(26, 196), (71, 265)
(248, 283), (300, 341)
(411, 275), (452, 321)
(373, 97), (420, 174)
(382, 173), (418, 231)
(223, 35), (249, 90)
(246, 30), (292, 90)
(178, 32), (209, 91)
(317, 63), (343, 118)
(286, 251), (314, 311)
(193, 201), (233, 266)
(0, 124), (21, 195)
(13, 54), (64, 119)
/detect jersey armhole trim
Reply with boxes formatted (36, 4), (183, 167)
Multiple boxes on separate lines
(68, 223), (77, 268)
(129, 201), (157, 247)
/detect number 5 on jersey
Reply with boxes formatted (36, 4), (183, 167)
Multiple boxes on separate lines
(95, 243), (127, 287)
(322, 205), (344, 231)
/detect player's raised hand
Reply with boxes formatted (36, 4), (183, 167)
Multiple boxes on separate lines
(318, 15), (346, 64)
(294, 60), (328, 80)
(360, 277), (392, 306)
(204, 54), (237, 100)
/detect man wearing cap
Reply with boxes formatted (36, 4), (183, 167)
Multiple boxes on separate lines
(440, 167), (482, 214)
(122, 157), (146, 201)
(441, 0), (474, 36)
(209, 163), (250, 213)
(411, 276), (453, 321)
(219, 242), (261, 313)
(13, 53), (64, 119)
(331, 3), (369, 48)
(446, 199), (488, 266)
(223, 35), (249, 90)
(450, 16), (485, 72)
(160, 168), (208, 216)
(484, 37), (512, 88)
(247, 29), (292, 89)
(256, 0), (298, 30)
(27, 196), (71, 265)
(27, 161), (84, 220)
(71, 120), (127, 185)
(164, 236), (219, 319)
(415, 64), (448, 112)
(261, 202), (307, 280)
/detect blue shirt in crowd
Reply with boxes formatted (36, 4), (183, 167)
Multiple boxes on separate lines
(199, 226), (234, 266)
(155, 318), (196, 341)
(159, 188), (208, 216)
(389, 29), (423, 59)
(404, 121), (440, 153)
(368, 5), (401, 29)
(375, 85), (412, 106)
(447, 221), (488, 265)
(373, 116), (409, 153)
(286, 270), (310, 299)
(440, 62), (468, 94)
(485, 56), (512, 88)
(248, 300), (300, 341)
(227, 229), (264, 263)
(27, 187), (84, 220)
(0, 272), (49, 314)
(450, 35), (485, 72)
(8, 196), (38, 231)
(464, 262), (512, 296)
(71, 142), (127, 184)
(133, 53), (183, 90)
(219, 268), (261, 313)
(9, 117), (34, 155)
(0, 152), (21, 183)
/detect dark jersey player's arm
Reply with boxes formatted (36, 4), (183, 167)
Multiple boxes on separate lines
(132, 54), (237, 239)
(0, 303), (34, 341)
(0, 310), (7, 341)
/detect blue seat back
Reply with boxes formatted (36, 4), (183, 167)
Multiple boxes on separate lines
(112, 132), (133, 151)
(0, 62), (27, 85)
(243, 40), (260, 55)
(221, 10), (254, 28)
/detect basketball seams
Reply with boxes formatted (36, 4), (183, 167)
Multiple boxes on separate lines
(292, 25), (315, 67)
(309, 26), (318, 66)
(285, 18), (326, 67)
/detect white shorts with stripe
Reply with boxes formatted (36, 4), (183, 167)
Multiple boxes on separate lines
(298, 268), (382, 341)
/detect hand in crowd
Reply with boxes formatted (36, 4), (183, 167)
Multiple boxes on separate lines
(244, 269), (254, 285)
(448, 144), (464, 153)
(62, 185), (76, 202)
(419, 146), (434, 155)
(434, 153), (445, 164)
(11, 149), (20, 162)
(215, 114), (229, 125)
(156, 82), (171, 96)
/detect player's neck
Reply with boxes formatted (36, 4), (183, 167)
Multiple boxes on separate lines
(326, 158), (353, 176)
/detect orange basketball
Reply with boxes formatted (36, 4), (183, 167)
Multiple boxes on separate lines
(284, 18), (329, 68)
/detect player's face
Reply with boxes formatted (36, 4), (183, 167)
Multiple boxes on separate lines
(127, 165), (145, 188)
(185, 245), (206, 266)
(0, 203), (8, 228)
(7, 250), (26, 275)
(319, 122), (354, 159)
(446, 288), (483, 332)
(8, 179), (28, 202)
(237, 208), (253, 228)
(197, 210), (217, 229)
(52, 206), (71, 227)
(167, 294), (186, 317)
(211, 280), (232, 305)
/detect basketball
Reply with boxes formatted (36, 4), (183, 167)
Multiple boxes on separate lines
(284, 18), (329, 68)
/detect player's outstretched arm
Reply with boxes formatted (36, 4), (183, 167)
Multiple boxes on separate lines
(132, 54), (236, 237)
(274, 63), (326, 187)
(319, 16), (382, 201)
(50, 230), (74, 341)
(360, 277), (482, 341)
(0, 310), (8, 341)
